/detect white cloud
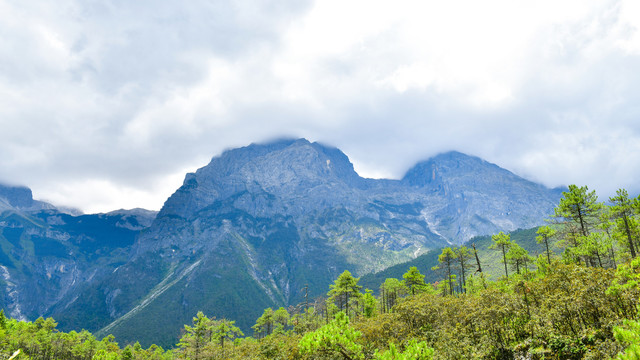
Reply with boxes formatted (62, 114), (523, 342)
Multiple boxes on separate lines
(1, 0), (640, 212)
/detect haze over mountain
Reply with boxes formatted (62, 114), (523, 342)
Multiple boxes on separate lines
(0, 138), (564, 347)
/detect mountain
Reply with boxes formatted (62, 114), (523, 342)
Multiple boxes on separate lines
(401, 151), (562, 240)
(0, 139), (564, 347)
(0, 185), (157, 323)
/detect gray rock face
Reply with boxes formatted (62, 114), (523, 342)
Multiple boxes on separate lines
(400, 151), (565, 240)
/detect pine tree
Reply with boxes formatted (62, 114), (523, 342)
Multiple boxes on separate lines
(299, 312), (363, 360)
(536, 226), (556, 265)
(379, 278), (407, 312)
(252, 308), (274, 338)
(402, 266), (427, 295)
(490, 231), (512, 279)
(0, 309), (6, 330)
(210, 318), (243, 358)
(453, 246), (473, 292)
(327, 271), (362, 318)
(178, 311), (212, 360)
(506, 242), (531, 274)
(272, 307), (290, 334)
(610, 189), (640, 259)
(362, 289), (377, 317)
(433, 247), (456, 295)
(553, 184), (603, 266)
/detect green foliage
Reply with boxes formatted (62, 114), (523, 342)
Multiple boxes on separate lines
(615, 319), (640, 359)
(379, 278), (408, 313)
(453, 246), (473, 293)
(606, 257), (640, 319)
(177, 311), (244, 359)
(252, 308), (275, 339)
(299, 312), (363, 360)
(391, 261), (631, 358)
(609, 257), (640, 294)
(289, 307), (323, 334)
(178, 311), (214, 359)
(374, 339), (434, 360)
(211, 318), (244, 349)
(252, 306), (290, 339)
(328, 270), (363, 318)
(402, 266), (426, 295)
(553, 184), (606, 267)
(536, 225), (557, 265)
(506, 242), (532, 275)
(3, 257), (640, 360)
(360, 227), (546, 295)
(463, 273), (488, 294)
(362, 290), (377, 318)
(358, 250), (440, 291)
(490, 231), (512, 279)
(0, 313), (172, 360)
(0, 309), (6, 330)
(554, 185), (602, 236)
(432, 247), (457, 295)
(610, 189), (640, 260)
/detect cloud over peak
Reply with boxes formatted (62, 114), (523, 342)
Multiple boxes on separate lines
(1, 0), (639, 212)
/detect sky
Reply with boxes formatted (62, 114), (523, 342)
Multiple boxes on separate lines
(1, 0), (640, 213)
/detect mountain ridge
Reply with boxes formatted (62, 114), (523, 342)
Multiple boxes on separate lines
(0, 138), (565, 347)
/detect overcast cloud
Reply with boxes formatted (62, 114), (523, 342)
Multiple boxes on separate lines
(1, 0), (639, 213)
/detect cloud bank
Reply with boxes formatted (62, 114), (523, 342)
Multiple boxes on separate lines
(1, 0), (639, 212)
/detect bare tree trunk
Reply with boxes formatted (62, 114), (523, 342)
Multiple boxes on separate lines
(624, 215), (637, 258)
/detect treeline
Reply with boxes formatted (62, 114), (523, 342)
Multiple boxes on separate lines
(0, 313), (173, 359)
(2, 185), (640, 359)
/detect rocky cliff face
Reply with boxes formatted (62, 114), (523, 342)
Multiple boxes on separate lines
(401, 151), (563, 240)
(0, 139), (564, 347)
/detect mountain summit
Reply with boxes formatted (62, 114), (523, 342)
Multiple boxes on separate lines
(158, 138), (366, 221)
(0, 139), (564, 347)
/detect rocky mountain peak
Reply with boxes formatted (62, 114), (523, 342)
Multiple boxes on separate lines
(401, 151), (518, 188)
(158, 138), (364, 219)
(198, 138), (359, 184)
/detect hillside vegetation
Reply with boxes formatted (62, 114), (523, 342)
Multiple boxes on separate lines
(359, 227), (548, 290)
(2, 185), (640, 359)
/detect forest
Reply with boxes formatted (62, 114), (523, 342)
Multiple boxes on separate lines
(2, 185), (640, 359)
